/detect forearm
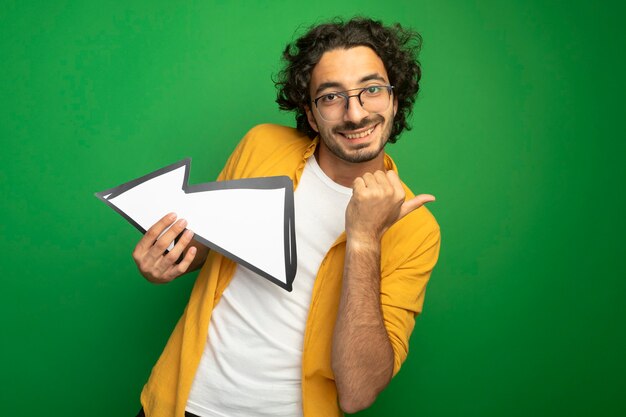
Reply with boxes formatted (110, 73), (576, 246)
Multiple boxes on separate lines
(332, 237), (394, 413)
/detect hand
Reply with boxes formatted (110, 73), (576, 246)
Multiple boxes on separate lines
(345, 170), (435, 241)
(132, 213), (197, 284)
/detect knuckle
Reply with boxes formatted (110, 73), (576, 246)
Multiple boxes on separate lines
(164, 251), (179, 265)
(168, 265), (182, 278)
(135, 257), (147, 270)
(148, 267), (161, 279)
(148, 275), (162, 284)
(152, 242), (165, 253)
(153, 238), (170, 251)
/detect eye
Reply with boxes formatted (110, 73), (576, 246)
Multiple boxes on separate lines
(364, 86), (383, 95)
(320, 93), (339, 103)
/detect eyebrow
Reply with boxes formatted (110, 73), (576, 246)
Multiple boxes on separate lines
(314, 73), (388, 96)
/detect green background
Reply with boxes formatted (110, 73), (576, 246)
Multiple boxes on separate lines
(2, 0), (624, 416)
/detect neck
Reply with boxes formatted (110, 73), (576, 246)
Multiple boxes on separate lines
(315, 146), (386, 188)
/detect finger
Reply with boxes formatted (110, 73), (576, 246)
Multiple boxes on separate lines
(373, 170), (388, 186)
(362, 172), (377, 187)
(165, 246), (198, 280)
(386, 170), (405, 197)
(385, 171), (406, 202)
(399, 194), (436, 219)
(162, 229), (195, 266)
(353, 176), (366, 192)
(135, 213), (176, 256)
(150, 218), (188, 255)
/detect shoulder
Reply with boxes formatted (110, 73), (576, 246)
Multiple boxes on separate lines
(239, 124), (311, 152)
(220, 124), (313, 179)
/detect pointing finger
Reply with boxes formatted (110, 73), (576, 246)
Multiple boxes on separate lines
(399, 194), (436, 219)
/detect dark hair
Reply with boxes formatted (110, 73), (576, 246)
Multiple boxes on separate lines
(275, 17), (422, 143)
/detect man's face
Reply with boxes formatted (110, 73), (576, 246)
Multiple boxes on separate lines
(305, 46), (397, 164)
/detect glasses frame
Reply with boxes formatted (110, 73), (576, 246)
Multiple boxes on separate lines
(312, 85), (394, 121)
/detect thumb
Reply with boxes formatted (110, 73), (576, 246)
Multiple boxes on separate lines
(399, 194), (436, 219)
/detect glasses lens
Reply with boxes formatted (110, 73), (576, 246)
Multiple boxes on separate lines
(316, 86), (391, 121)
(360, 86), (391, 114)
(316, 93), (345, 121)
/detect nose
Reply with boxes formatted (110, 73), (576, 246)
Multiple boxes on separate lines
(343, 95), (369, 123)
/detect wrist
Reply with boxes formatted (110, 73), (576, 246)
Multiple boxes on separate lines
(346, 232), (381, 251)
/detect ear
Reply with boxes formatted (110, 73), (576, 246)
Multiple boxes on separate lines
(304, 105), (319, 132)
(393, 97), (398, 117)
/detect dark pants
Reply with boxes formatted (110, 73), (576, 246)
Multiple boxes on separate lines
(136, 408), (200, 417)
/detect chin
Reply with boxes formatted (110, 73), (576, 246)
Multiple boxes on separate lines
(333, 143), (384, 164)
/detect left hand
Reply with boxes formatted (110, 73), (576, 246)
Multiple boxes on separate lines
(345, 170), (435, 241)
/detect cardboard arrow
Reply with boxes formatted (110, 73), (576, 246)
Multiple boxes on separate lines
(95, 158), (297, 291)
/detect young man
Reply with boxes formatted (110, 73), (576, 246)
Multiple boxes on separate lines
(133, 18), (440, 417)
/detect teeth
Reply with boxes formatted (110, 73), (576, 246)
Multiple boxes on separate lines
(344, 127), (374, 139)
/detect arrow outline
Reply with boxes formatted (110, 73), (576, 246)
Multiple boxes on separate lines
(95, 158), (297, 292)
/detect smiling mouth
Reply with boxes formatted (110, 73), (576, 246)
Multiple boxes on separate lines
(341, 125), (377, 139)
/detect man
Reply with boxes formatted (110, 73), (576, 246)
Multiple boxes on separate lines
(133, 17), (440, 417)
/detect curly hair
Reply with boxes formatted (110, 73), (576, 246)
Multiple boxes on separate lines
(275, 17), (422, 144)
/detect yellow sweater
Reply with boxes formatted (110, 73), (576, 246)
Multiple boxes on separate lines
(140, 124), (441, 417)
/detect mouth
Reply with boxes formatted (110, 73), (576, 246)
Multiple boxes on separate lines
(338, 123), (378, 141)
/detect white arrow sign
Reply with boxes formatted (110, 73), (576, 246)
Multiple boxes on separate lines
(95, 158), (297, 291)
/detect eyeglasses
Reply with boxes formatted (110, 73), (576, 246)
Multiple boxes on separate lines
(312, 85), (394, 122)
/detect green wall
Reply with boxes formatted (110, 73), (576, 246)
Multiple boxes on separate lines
(2, 1), (624, 416)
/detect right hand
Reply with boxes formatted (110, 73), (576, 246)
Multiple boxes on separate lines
(132, 213), (197, 284)
(346, 170), (435, 242)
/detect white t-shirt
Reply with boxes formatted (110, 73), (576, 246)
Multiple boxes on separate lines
(186, 155), (352, 417)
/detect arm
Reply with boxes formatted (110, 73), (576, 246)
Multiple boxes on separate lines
(132, 213), (210, 284)
(332, 170), (435, 413)
(130, 126), (266, 284)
